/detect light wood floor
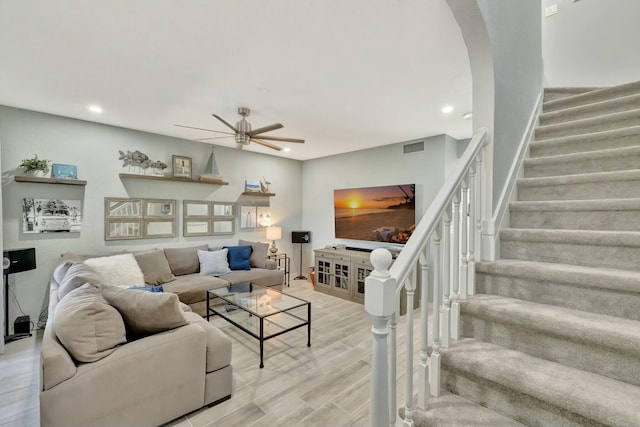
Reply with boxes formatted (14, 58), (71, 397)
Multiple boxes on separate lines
(0, 280), (420, 427)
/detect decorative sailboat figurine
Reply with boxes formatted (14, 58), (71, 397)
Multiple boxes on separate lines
(199, 147), (226, 183)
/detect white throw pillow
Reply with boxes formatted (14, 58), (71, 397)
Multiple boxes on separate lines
(84, 253), (145, 287)
(198, 249), (231, 276)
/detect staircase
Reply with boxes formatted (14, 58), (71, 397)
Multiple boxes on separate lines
(437, 81), (640, 426)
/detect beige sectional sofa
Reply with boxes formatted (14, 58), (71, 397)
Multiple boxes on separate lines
(39, 241), (284, 427)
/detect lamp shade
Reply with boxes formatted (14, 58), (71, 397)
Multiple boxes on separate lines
(266, 226), (282, 241)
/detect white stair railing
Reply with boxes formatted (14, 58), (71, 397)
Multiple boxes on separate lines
(365, 127), (489, 427)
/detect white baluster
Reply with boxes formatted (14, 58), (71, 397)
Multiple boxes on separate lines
(404, 276), (416, 427)
(460, 176), (469, 300)
(389, 309), (398, 427)
(430, 225), (442, 397)
(468, 162), (477, 295)
(451, 190), (461, 340)
(418, 247), (429, 410)
(475, 152), (483, 262)
(441, 206), (451, 348)
(366, 249), (396, 427)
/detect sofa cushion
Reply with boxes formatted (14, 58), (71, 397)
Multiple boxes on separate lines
(58, 262), (105, 300)
(101, 284), (186, 335)
(198, 249), (231, 276)
(54, 283), (127, 363)
(239, 239), (269, 269)
(220, 268), (284, 288)
(84, 253), (145, 286)
(160, 274), (229, 305)
(184, 312), (232, 372)
(223, 245), (252, 271)
(134, 250), (176, 285)
(164, 245), (208, 276)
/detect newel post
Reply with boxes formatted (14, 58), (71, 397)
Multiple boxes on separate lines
(366, 249), (396, 427)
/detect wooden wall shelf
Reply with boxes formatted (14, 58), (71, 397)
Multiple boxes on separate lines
(14, 176), (87, 186)
(241, 192), (275, 197)
(119, 173), (229, 185)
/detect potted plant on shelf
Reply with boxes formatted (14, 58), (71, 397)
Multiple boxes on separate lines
(19, 154), (51, 177)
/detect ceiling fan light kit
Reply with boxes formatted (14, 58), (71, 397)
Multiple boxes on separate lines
(177, 107), (305, 151)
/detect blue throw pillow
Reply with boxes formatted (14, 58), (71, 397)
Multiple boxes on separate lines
(129, 285), (164, 293)
(223, 245), (252, 270)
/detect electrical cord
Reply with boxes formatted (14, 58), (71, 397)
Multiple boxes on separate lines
(8, 285), (36, 332)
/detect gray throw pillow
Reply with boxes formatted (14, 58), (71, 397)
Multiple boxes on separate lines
(54, 283), (126, 363)
(164, 245), (208, 275)
(239, 239), (269, 268)
(101, 284), (187, 335)
(134, 250), (176, 285)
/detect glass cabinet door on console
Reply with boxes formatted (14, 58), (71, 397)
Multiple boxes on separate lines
(333, 261), (350, 295)
(316, 259), (332, 289)
(354, 262), (373, 301)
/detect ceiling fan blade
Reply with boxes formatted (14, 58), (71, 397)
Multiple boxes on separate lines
(251, 135), (305, 143)
(251, 138), (282, 151)
(246, 123), (283, 136)
(212, 114), (238, 133)
(195, 136), (235, 141)
(174, 124), (234, 135)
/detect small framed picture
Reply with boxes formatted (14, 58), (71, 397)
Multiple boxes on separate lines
(172, 155), (192, 179)
(51, 163), (78, 179)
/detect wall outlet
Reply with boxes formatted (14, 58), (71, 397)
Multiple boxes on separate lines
(545, 4), (558, 17)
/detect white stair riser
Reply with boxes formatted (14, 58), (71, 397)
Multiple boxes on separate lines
(518, 179), (640, 201)
(509, 209), (640, 231)
(540, 95), (640, 126)
(524, 152), (640, 177)
(476, 272), (640, 321)
(500, 238), (640, 272)
(460, 311), (640, 386)
(536, 112), (640, 141)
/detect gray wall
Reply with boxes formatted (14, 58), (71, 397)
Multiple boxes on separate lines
(0, 106), (303, 330)
(542, 0), (640, 87)
(302, 134), (461, 271)
(477, 0), (543, 211)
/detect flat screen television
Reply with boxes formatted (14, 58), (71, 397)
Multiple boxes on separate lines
(334, 184), (415, 244)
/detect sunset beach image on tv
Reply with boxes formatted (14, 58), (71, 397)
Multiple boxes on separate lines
(334, 184), (415, 244)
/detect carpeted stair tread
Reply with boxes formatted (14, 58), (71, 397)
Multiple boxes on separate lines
(476, 259), (640, 294)
(535, 108), (640, 141)
(529, 125), (640, 157)
(509, 198), (640, 230)
(462, 294), (640, 356)
(509, 198), (640, 212)
(441, 339), (640, 426)
(540, 92), (640, 126)
(543, 80), (640, 112)
(523, 145), (640, 177)
(501, 227), (640, 246)
(519, 168), (640, 186)
(543, 87), (599, 103)
(401, 393), (526, 427)
(517, 169), (640, 201)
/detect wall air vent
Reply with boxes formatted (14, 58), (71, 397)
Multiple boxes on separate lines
(403, 141), (424, 154)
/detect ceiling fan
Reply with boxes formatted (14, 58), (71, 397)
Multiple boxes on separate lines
(176, 107), (305, 151)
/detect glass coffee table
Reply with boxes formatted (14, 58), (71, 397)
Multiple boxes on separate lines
(206, 282), (311, 368)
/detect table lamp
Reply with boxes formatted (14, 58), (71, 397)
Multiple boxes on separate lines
(266, 226), (282, 254)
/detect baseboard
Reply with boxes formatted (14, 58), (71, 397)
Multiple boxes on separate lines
(487, 88), (544, 259)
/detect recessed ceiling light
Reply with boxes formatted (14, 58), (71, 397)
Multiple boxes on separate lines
(283, 148), (291, 152)
(441, 105), (454, 114)
(463, 112), (473, 120)
(88, 105), (103, 113)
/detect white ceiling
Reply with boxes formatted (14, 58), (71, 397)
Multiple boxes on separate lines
(0, 0), (472, 161)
